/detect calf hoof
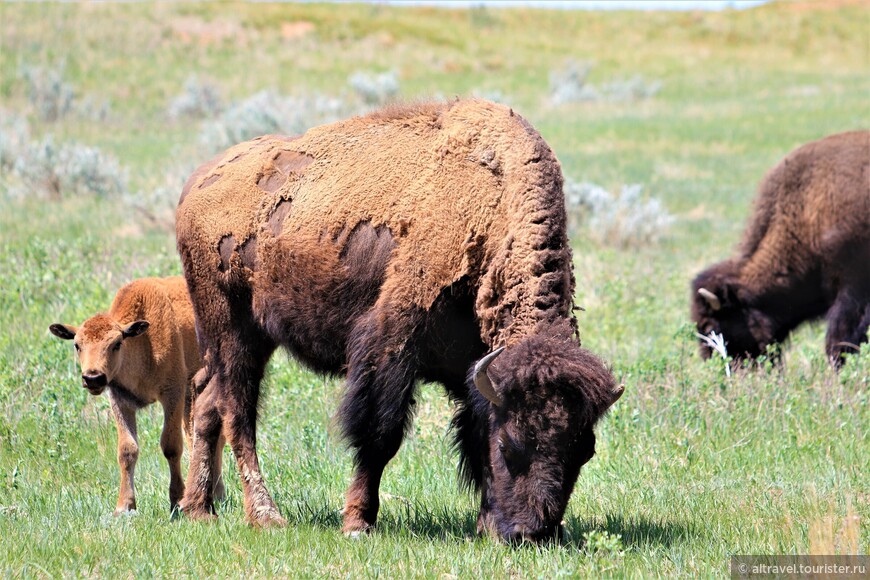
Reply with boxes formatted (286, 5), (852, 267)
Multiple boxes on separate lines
(113, 507), (138, 517)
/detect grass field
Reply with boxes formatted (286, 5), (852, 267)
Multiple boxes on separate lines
(1, 1), (868, 577)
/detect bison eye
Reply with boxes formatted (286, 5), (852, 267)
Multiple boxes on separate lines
(74, 343), (80, 352)
(499, 432), (529, 475)
(112, 342), (121, 352)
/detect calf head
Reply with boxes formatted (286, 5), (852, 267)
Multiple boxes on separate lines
(471, 326), (622, 543)
(49, 315), (150, 396)
(691, 265), (776, 361)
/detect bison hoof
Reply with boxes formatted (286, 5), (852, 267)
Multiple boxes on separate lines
(342, 518), (375, 537)
(178, 502), (218, 523)
(342, 525), (373, 539)
(248, 507), (287, 529)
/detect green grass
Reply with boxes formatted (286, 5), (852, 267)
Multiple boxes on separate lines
(1, 1), (868, 577)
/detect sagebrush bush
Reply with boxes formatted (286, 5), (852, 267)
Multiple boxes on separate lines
(167, 75), (223, 120)
(198, 90), (349, 154)
(550, 60), (661, 104)
(549, 60), (597, 104)
(0, 112), (30, 173)
(18, 64), (75, 122)
(9, 135), (127, 199)
(348, 70), (400, 106)
(565, 180), (674, 248)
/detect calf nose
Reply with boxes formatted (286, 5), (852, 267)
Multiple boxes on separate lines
(82, 372), (107, 389)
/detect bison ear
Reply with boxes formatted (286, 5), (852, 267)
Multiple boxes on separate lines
(121, 320), (150, 339)
(49, 323), (77, 340)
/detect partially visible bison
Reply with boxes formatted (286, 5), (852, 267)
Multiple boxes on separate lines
(176, 99), (622, 542)
(49, 276), (224, 514)
(692, 130), (870, 366)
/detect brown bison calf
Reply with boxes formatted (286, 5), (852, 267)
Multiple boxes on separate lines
(692, 130), (870, 366)
(50, 276), (223, 514)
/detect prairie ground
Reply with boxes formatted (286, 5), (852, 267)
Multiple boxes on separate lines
(0, 1), (867, 577)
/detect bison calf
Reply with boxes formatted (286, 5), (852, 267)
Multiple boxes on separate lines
(49, 276), (224, 514)
(692, 130), (870, 366)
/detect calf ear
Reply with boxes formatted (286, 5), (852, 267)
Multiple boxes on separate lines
(121, 320), (150, 339)
(49, 324), (77, 340)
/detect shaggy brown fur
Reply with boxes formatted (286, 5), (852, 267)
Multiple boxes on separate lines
(176, 99), (622, 542)
(49, 276), (224, 514)
(692, 130), (870, 365)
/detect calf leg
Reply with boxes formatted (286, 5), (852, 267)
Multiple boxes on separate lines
(339, 312), (420, 534)
(160, 390), (186, 512)
(826, 287), (870, 367)
(109, 397), (139, 515)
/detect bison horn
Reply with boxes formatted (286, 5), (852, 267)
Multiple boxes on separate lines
(473, 346), (505, 407)
(610, 383), (625, 406)
(698, 288), (721, 311)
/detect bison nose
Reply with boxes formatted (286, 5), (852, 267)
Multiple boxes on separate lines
(82, 372), (107, 389)
(505, 523), (560, 545)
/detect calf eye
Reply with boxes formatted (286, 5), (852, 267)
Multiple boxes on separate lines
(74, 343), (80, 352)
(112, 342), (121, 352)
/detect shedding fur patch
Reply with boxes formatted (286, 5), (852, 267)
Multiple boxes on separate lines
(268, 200), (293, 236)
(218, 235), (237, 273)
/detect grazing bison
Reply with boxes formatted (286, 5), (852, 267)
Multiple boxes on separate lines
(49, 276), (224, 514)
(176, 99), (622, 542)
(692, 130), (870, 366)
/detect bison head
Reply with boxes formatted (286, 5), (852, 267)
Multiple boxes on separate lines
(471, 326), (621, 543)
(49, 315), (150, 396)
(691, 265), (777, 361)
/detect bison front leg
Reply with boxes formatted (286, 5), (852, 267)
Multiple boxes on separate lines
(339, 314), (419, 535)
(825, 287), (870, 367)
(450, 397), (496, 537)
(109, 397), (139, 515)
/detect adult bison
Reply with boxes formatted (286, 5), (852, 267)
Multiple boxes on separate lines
(692, 130), (870, 366)
(176, 99), (622, 542)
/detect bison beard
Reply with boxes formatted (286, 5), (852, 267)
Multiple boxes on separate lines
(691, 130), (870, 366)
(176, 99), (622, 542)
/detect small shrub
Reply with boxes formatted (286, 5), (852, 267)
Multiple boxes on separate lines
(550, 61), (661, 104)
(198, 90), (348, 154)
(10, 136), (127, 200)
(565, 180), (674, 248)
(549, 60), (597, 104)
(18, 65), (75, 122)
(581, 530), (625, 559)
(167, 75), (223, 120)
(130, 162), (196, 232)
(600, 75), (662, 101)
(0, 112), (30, 173)
(348, 70), (400, 106)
